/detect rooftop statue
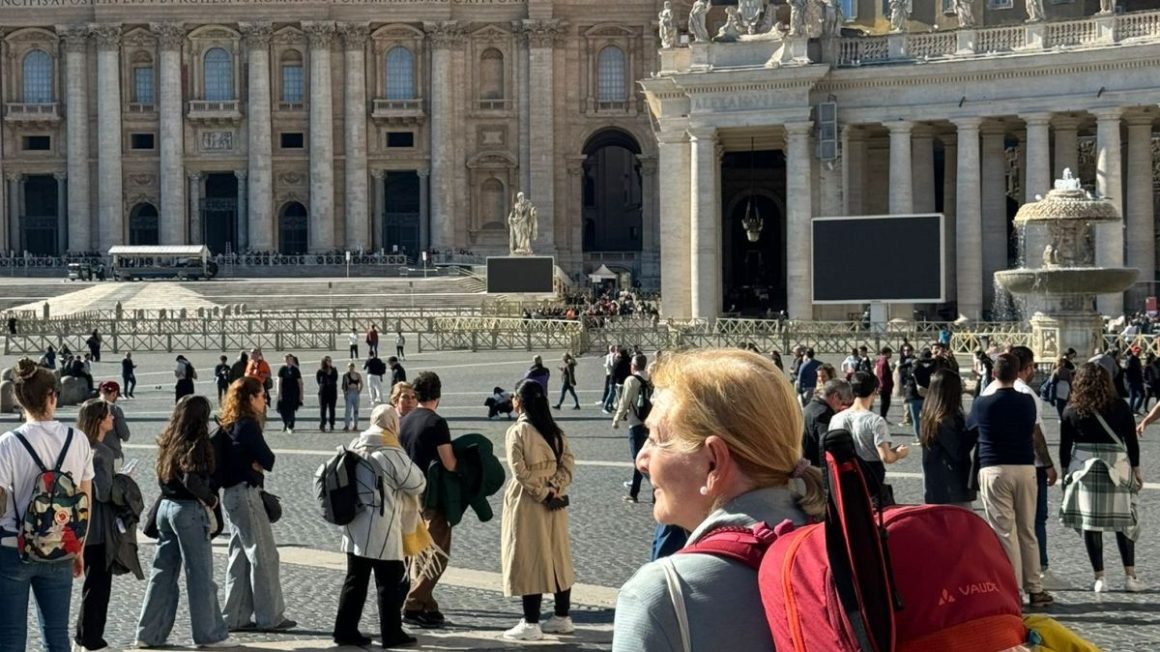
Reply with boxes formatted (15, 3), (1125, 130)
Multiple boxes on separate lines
(659, 1), (678, 49)
(954, 0), (975, 27)
(714, 7), (743, 42)
(689, 0), (711, 43)
(889, 0), (911, 33)
(1026, 0), (1045, 23)
(1099, 0), (1117, 15)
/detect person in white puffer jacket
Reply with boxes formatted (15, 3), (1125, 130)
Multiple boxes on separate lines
(333, 405), (426, 648)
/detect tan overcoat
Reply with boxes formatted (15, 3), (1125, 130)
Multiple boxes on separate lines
(501, 415), (576, 597)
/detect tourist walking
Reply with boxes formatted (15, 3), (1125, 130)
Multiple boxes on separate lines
(830, 372), (909, 488)
(400, 372), (457, 629)
(317, 356), (339, 432)
(342, 363), (363, 432)
(332, 405), (425, 648)
(395, 331), (406, 360)
(1051, 355), (1074, 419)
(599, 345), (617, 409)
(968, 353), (1054, 607)
(391, 381), (417, 420)
(802, 379), (853, 467)
(364, 354), (387, 405)
(348, 328), (359, 361)
(1059, 363), (1145, 593)
(214, 355), (232, 404)
(794, 348), (821, 406)
(524, 355), (550, 394)
(121, 352), (137, 398)
(612, 354), (650, 503)
(174, 355), (197, 403)
(0, 359), (94, 652)
(605, 348), (631, 413)
(388, 356), (407, 388)
(918, 369), (976, 507)
(501, 380), (576, 641)
(136, 395), (232, 649)
(612, 349), (824, 651)
(216, 377), (295, 633)
(275, 354), (303, 434)
(1144, 353), (1160, 411)
(875, 347), (894, 418)
(366, 324), (380, 359)
(229, 351), (249, 383)
(98, 381), (131, 473)
(86, 330), (102, 362)
(245, 349), (273, 407)
(73, 399), (123, 652)
(1126, 347), (1146, 415)
(554, 352), (581, 410)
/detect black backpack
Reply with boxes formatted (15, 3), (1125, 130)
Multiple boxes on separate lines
(314, 446), (382, 526)
(631, 374), (653, 422)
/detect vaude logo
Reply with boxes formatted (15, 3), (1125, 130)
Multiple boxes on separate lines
(939, 582), (1000, 606)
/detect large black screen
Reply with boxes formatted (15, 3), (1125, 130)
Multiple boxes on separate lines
(487, 256), (555, 293)
(812, 214), (944, 303)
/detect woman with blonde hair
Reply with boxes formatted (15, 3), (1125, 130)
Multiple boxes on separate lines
(612, 348), (824, 652)
(390, 381), (418, 420)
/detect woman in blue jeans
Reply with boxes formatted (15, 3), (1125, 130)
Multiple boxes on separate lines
(136, 395), (232, 649)
(0, 359), (94, 652)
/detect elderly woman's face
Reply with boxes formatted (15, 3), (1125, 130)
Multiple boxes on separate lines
(636, 390), (712, 532)
(394, 389), (418, 417)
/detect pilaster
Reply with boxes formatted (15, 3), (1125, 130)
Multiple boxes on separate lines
(953, 117), (983, 320)
(886, 120), (914, 215)
(240, 22), (273, 251)
(340, 22), (370, 251)
(657, 129), (692, 319)
(59, 25), (90, 252)
(1125, 114), (1155, 309)
(304, 21), (336, 252)
(152, 22), (186, 245)
(524, 19), (563, 256)
(1094, 107), (1124, 316)
(93, 23), (123, 252)
(785, 121), (813, 320)
(424, 21), (462, 251)
(980, 122), (1007, 311)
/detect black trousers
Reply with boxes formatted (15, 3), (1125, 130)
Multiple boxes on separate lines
(319, 390), (338, 428)
(396, 345), (405, 359)
(76, 544), (112, 649)
(350, 345), (358, 359)
(1083, 530), (1135, 573)
(879, 393), (892, 419)
(522, 588), (571, 624)
(123, 375), (136, 397)
(278, 403), (298, 429)
(334, 554), (406, 642)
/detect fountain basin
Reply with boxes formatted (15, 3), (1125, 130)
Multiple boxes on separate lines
(995, 267), (1139, 296)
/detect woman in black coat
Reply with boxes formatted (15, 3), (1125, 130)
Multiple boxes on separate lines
(918, 369), (977, 508)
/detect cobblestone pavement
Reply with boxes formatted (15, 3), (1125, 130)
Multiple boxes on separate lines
(9, 348), (1160, 650)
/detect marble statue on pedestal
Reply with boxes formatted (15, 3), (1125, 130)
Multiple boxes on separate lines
(689, 0), (711, 42)
(738, 0), (763, 34)
(714, 7), (742, 42)
(889, 0), (911, 32)
(659, 1), (678, 49)
(1025, 0), (1045, 22)
(821, 0), (844, 38)
(1099, 0), (1116, 14)
(954, 0), (975, 27)
(788, 0), (807, 36)
(508, 192), (538, 255)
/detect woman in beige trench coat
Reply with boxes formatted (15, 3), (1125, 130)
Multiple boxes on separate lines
(501, 378), (577, 641)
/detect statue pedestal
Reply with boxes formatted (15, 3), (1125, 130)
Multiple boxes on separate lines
(486, 256), (556, 294)
(1028, 310), (1103, 364)
(956, 29), (977, 55)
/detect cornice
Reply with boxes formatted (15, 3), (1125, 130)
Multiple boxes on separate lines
(424, 21), (464, 49)
(338, 22), (370, 48)
(150, 22), (184, 50)
(302, 21), (336, 48)
(57, 24), (88, 53)
(90, 23), (121, 51)
(239, 22), (273, 49)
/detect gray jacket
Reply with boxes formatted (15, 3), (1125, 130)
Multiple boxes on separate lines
(613, 372), (648, 428)
(102, 402), (130, 460)
(612, 487), (809, 652)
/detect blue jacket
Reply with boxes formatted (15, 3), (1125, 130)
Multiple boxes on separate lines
(797, 359), (821, 391)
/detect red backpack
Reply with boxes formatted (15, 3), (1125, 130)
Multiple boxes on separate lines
(680, 429), (1027, 652)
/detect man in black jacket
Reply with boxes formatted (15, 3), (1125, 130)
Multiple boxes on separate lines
(802, 379), (853, 467)
(363, 354), (387, 404)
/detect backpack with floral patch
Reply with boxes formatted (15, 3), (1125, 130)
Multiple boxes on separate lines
(12, 428), (89, 562)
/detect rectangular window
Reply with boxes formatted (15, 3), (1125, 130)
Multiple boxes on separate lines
(942, 0), (955, 12)
(280, 132), (304, 149)
(22, 135), (50, 151)
(281, 65), (304, 104)
(840, 0), (856, 19)
(988, 0), (1013, 8)
(133, 66), (155, 105)
(130, 133), (155, 150)
(386, 131), (414, 148)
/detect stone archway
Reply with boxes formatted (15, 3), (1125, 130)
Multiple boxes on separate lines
(129, 202), (159, 246)
(581, 128), (642, 253)
(278, 201), (308, 255)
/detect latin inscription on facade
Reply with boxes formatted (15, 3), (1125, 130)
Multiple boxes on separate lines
(200, 130), (235, 153)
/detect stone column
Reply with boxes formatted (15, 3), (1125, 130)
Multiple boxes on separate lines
(152, 22), (186, 245)
(55, 173), (67, 254)
(8, 174), (22, 252)
(1094, 107), (1123, 316)
(425, 22), (460, 252)
(235, 170), (248, 250)
(942, 134), (958, 303)
(1052, 114), (1081, 180)
(59, 25), (90, 253)
(911, 125), (936, 213)
(689, 127), (719, 320)
(304, 21), (336, 252)
(1125, 115), (1155, 308)
(1023, 113), (1052, 202)
(514, 22), (531, 195)
(953, 118), (983, 320)
(340, 23), (370, 251)
(843, 126), (865, 215)
(417, 169), (430, 253)
(786, 122), (813, 320)
(887, 120), (914, 215)
(371, 169), (385, 251)
(525, 20), (560, 255)
(188, 172), (201, 244)
(637, 154), (659, 283)
(980, 122), (1007, 310)
(93, 24), (123, 252)
(657, 130), (691, 319)
(240, 22), (273, 251)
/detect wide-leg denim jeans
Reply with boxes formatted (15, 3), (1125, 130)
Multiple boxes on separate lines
(136, 498), (228, 647)
(222, 484), (287, 629)
(0, 545), (73, 652)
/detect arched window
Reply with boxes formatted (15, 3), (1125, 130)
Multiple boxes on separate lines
(203, 47), (233, 101)
(22, 50), (53, 103)
(279, 202), (308, 255)
(480, 178), (506, 228)
(597, 46), (626, 104)
(132, 53), (155, 105)
(385, 46), (415, 101)
(479, 48), (504, 101)
(280, 50), (304, 104)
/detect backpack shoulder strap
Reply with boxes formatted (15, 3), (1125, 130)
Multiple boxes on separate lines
(660, 557), (692, 652)
(12, 428), (48, 474)
(677, 523), (777, 571)
(53, 428), (74, 473)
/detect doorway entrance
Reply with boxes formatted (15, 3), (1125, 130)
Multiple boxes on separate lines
(581, 129), (642, 252)
(22, 175), (59, 255)
(129, 203), (160, 246)
(383, 171), (420, 256)
(201, 172), (237, 254)
(279, 202), (308, 254)
(721, 150), (786, 316)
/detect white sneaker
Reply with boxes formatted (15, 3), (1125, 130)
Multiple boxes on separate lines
(197, 638), (237, 649)
(541, 615), (575, 634)
(1040, 568), (1070, 590)
(502, 620), (544, 641)
(286, 428), (293, 435)
(1093, 577), (1109, 593)
(1125, 575), (1146, 592)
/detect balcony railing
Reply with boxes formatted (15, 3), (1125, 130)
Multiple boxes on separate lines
(127, 102), (155, 113)
(186, 100), (242, 123)
(5, 102), (60, 125)
(278, 101), (305, 112)
(476, 98), (509, 111)
(371, 98), (425, 123)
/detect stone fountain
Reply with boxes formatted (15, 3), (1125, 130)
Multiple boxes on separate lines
(994, 169), (1138, 362)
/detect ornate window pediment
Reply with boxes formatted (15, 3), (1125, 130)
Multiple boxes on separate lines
(584, 24), (635, 38)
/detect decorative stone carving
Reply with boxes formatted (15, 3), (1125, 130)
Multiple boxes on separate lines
(302, 21), (335, 48)
(338, 22), (370, 48)
(954, 0), (975, 28)
(58, 25), (89, 53)
(507, 191), (537, 255)
(121, 28), (158, 49)
(425, 21), (465, 49)
(658, 1), (677, 49)
(737, 0), (764, 35)
(1099, 0), (1116, 15)
(1025, 0), (1045, 23)
(278, 172), (307, 185)
(1152, 137), (1160, 191)
(90, 23), (121, 51)
(715, 7), (743, 43)
(239, 22), (273, 49)
(523, 19), (563, 48)
(150, 22), (185, 49)
(788, 0), (807, 37)
(689, 0), (710, 43)
(822, 0), (844, 38)
(129, 174), (156, 186)
(889, 0), (911, 33)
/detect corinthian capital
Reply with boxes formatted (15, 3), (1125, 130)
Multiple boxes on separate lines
(337, 22), (369, 49)
(90, 23), (122, 51)
(521, 19), (564, 48)
(150, 22), (185, 50)
(57, 25), (89, 53)
(423, 21), (464, 49)
(239, 22), (273, 49)
(302, 21), (336, 48)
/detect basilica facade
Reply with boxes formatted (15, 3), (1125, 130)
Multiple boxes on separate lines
(643, 0), (1160, 321)
(0, 0), (661, 285)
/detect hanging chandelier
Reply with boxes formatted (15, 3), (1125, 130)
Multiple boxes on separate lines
(741, 137), (763, 242)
